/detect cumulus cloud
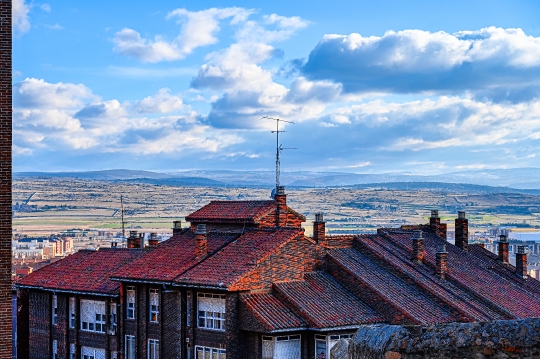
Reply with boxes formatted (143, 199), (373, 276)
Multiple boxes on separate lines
(134, 88), (184, 113)
(113, 7), (253, 63)
(13, 0), (30, 34)
(301, 27), (540, 101)
(12, 79), (241, 155)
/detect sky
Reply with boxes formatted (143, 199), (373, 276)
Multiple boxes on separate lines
(12, 0), (540, 174)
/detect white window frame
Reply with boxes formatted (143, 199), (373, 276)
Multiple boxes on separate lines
(149, 289), (159, 323)
(69, 297), (76, 328)
(313, 334), (354, 358)
(52, 339), (57, 359)
(186, 291), (191, 327)
(109, 302), (117, 334)
(70, 343), (75, 359)
(81, 346), (105, 359)
(127, 286), (136, 319)
(52, 294), (58, 326)
(195, 345), (226, 359)
(80, 299), (106, 333)
(262, 335), (301, 359)
(148, 339), (159, 359)
(125, 335), (136, 359)
(197, 293), (226, 331)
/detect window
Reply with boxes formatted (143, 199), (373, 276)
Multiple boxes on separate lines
(149, 289), (159, 323)
(186, 291), (191, 327)
(148, 339), (159, 359)
(52, 294), (58, 326)
(81, 346), (105, 359)
(127, 286), (135, 319)
(111, 352), (118, 359)
(195, 346), (226, 359)
(69, 297), (76, 328)
(125, 335), (136, 359)
(197, 293), (226, 331)
(52, 340), (57, 359)
(70, 344), (76, 359)
(262, 335), (301, 359)
(109, 302), (117, 334)
(313, 334), (353, 358)
(80, 299), (106, 333)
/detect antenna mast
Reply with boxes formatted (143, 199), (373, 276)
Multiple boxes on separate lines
(120, 195), (125, 240)
(262, 116), (295, 189)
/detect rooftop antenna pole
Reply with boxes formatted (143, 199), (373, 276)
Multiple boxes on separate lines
(121, 195), (125, 241)
(261, 116), (295, 190)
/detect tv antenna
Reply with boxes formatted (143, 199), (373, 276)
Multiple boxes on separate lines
(120, 195), (126, 241)
(261, 116), (296, 190)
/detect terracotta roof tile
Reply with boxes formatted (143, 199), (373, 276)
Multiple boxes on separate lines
(240, 292), (306, 332)
(17, 248), (145, 295)
(274, 272), (385, 329)
(384, 229), (540, 319)
(112, 229), (240, 282)
(185, 200), (276, 223)
(174, 228), (303, 287)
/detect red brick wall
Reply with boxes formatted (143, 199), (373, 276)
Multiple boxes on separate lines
(28, 291), (51, 359)
(229, 236), (317, 291)
(0, 1), (11, 357)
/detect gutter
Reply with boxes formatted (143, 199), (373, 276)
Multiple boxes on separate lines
(16, 284), (117, 297)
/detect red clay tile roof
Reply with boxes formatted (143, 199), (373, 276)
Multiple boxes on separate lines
(240, 292), (306, 332)
(348, 235), (507, 323)
(329, 247), (461, 324)
(185, 200), (276, 223)
(17, 248), (145, 295)
(174, 228), (304, 288)
(112, 229), (240, 282)
(382, 229), (540, 319)
(274, 272), (385, 329)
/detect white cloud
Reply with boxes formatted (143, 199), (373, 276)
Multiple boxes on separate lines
(113, 7), (253, 63)
(301, 27), (540, 100)
(135, 88), (184, 113)
(40, 3), (50, 12)
(44, 23), (63, 30)
(13, 0), (30, 34)
(12, 79), (240, 156)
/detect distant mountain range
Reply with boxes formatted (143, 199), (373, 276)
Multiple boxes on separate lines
(12, 167), (540, 192)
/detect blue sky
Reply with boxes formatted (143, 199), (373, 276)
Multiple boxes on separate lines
(12, 0), (540, 174)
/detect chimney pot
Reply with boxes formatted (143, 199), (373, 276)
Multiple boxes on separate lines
(173, 220), (182, 235)
(313, 213), (326, 243)
(431, 210), (439, 218)
(412, 230), (425, 263)
(455, 211), (469, 251)
(195, 224), (208, 259)
(498, 235), (509, 263)
(435, 244), (448, 279)
(516, 245), (528, 279)
(274, 187), (287, 227)
(196, 224), (207, 234)
(276, 186), (285, 195)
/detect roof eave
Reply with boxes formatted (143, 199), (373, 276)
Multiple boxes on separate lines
(16, 284), (118, 297)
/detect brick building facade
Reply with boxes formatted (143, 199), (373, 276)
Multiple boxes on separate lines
(0, 1), (11, 358)
(16, 188), (540, 359)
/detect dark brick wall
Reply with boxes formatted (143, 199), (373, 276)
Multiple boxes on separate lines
(240, 331), (260, 359)
(455, 217), (468, 250)
(16, 290), (29, 359)
(230, 236), (316, 291)
(52, 294), (69, 359)
(0, 1), (11, 358)
(162, 289), (181, 359)
(225, 293), (240, 358)
(28, 291), (50, 359)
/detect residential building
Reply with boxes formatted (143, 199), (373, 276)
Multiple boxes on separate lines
(16, 189), (540, 359)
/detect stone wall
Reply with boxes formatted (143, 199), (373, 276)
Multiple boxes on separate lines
(331, 319), (540, 359)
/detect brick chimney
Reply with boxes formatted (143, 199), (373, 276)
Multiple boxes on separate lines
(195, 224), (208, 259)
(429, 210), (440, 235)
(148, 233), (159, 247)
(127, 231), (140, 249)
(516, 245), (528, 279)
(498, 234), (509, 263)
(313, 213), (325, 243)
(275, 186), (287, 227)
(435, 244), (448, 279)
(173, 220), (182, 235)
(455, 211), (468, 251)
(411, 230), (424, 263)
